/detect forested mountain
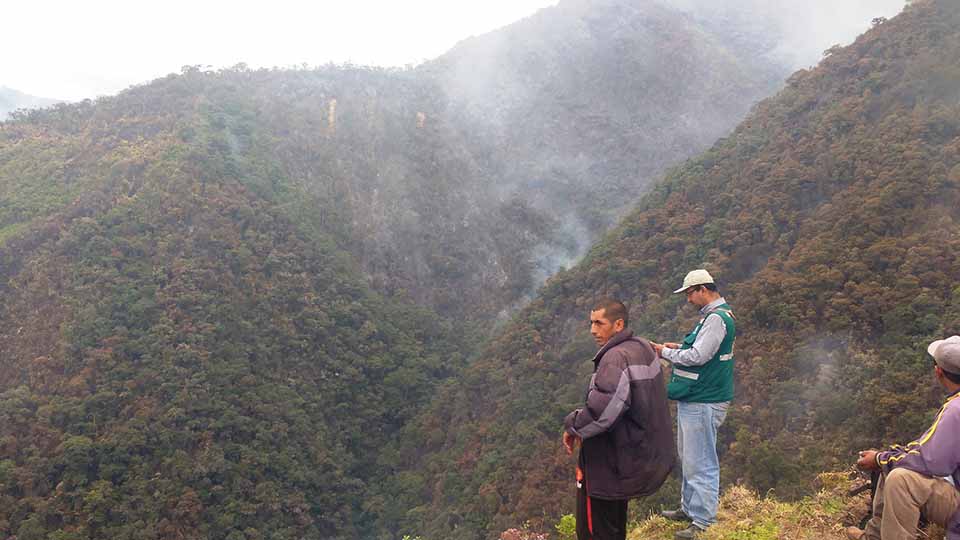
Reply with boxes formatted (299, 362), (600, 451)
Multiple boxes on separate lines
(0, 69), (482, 539)
(423, 0), (788, 263)
(0, 3), (789, 538)
(395, 0), (960, 537)
(2, 0), (793, 331)
(0, 87), (60, 121)
(0, 1), (915, 539)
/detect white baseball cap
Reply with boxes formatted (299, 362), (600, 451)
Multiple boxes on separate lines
(673, 269), (715, 294)
(928, 336), (960, 374)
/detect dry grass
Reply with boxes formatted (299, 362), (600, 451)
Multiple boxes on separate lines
(626, 472), (936, 540)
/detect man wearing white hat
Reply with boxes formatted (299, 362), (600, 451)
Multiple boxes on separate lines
(651, 269), (736, 540)
(846, 336), (960, 540)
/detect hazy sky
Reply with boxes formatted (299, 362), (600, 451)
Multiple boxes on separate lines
(2, 0), (559, 101)
(2, 0), (907, 102)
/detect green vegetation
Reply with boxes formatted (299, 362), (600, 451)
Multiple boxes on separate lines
(629, 473), (943, 540)
(3, 0), (957, 539)
(0, 1), (798, 538)
(423, 0), (787, 239)
(555, 514), (576, 540)
(396, 1), (960, 537)
(0, 68), (493, 538)
(0, 118), (468, 538)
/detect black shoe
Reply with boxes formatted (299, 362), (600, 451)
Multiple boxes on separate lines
(661, 508), (692, 522)
(674, 524), (706, 540)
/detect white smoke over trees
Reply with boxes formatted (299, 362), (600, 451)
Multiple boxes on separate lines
(663, 0), (908, 69)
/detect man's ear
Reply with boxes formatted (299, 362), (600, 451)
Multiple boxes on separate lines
(614, 319), (625, 332)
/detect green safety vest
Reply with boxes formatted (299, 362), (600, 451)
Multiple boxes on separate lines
(666, 302), (736, 403)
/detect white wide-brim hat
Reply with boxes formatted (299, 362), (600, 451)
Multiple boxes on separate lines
(673, 269), (715, 294)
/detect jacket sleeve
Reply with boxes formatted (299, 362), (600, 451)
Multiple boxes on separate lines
(660, 314), (725, 367)
(878, 402), (960, 478)
(564, 351), (630, 440)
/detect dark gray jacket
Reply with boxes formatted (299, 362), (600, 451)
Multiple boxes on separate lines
(564, 330), (675, 500)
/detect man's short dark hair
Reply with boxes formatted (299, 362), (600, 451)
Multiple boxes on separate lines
(687, 283), (719, 293)
(593, 298), (628, 327)
(943, 368), (960, 385)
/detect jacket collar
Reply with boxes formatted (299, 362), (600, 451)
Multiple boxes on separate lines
(700, 297), (727, 316)
(592, 329), (634, 366)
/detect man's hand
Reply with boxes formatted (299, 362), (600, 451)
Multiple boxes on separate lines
(857, 450), (880, 471)
(563, 431), (581, 456)
(650, 341), (680, 357)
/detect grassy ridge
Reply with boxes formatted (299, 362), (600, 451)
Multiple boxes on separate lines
(629, 473), (944, 540)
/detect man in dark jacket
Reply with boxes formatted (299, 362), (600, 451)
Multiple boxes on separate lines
(563, 298), (675, 540)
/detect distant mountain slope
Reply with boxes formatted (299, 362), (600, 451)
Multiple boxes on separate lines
(0, 86), (60, 120)
(0, 81), (470, 539)
(0, 1), (916, 539)
(0, 2), (797, 531)
(395, 1), (960, 537)
(424, 0), (789, 258)
(0, 67), (564, 327)
(1, 0), (797, 331)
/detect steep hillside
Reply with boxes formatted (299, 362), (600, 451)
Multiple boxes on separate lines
(424, 0), (788, 255)
(397, 1), (960, 538)
(3, 1), (793, 328)
(0, 66), (570, 327)
(0, 1), (799, 535)
(0, 81), (476, 539)
(0, 1), (912, 539)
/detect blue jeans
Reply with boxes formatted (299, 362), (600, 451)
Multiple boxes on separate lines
(677, 401), (729, 529)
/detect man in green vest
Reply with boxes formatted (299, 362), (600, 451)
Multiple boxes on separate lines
(651, 269), (736, 540)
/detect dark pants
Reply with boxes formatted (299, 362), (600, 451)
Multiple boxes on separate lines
(576, 477), (628, 540)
